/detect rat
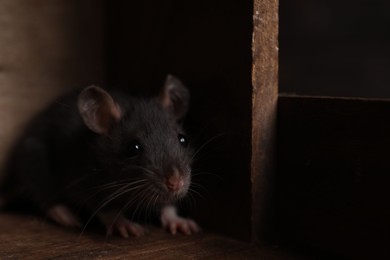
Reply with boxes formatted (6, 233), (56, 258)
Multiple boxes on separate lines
(0, 75), (199, 237)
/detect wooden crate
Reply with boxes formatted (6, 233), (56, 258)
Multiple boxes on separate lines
(2, 1), (388, 259)
(0, 0), (281, 259)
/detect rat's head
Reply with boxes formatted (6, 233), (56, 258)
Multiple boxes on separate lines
(78, 75), (192, 204)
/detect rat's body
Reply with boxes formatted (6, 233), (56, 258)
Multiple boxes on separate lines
(0, 75), (199, 237)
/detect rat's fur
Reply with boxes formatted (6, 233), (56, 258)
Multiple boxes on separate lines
(0, 75), (199, 237)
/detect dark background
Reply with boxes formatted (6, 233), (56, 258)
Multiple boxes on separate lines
(280, 0), (390, 98)
(278, 1), (390, 258)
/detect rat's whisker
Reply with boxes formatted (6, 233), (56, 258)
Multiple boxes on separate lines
(191, 132), (230, 161)
(130, 187), (154, 222)
(144, 190), (158, 224)
(77, 179), (148, 214)
(105, 188), (150, 234)
(188, 188), (205, 201)
(79, 183), (147, 237)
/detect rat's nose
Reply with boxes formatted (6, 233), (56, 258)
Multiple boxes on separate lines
(166, 175), (184, 192)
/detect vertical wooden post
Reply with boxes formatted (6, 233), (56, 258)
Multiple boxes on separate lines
(252, 0), (279, 243)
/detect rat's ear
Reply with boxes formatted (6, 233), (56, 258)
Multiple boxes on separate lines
(159, 75), (190, 120)
(78, 86), (122, 135)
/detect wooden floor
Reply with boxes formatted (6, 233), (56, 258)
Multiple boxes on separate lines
(0, 213), (309, 260)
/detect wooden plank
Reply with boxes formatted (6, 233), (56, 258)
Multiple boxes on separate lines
(0, 213), (283, 260)
(252, 0), (279, 243)
(276, 95), (390, 259)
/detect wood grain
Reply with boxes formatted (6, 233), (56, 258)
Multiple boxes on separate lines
(0, 213), (268, 259)
(252, 0), (279, 243)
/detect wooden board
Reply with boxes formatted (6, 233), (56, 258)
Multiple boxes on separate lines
(252, 0), (279, 243)
(276, 95), (390, 260)
(0, 213), (308, 260)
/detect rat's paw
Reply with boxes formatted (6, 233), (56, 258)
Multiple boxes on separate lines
(100, 212), (146, 238)
(46, 204), (82, 228)
(161, 205), (200, 235)
(162, 215), (200, 235)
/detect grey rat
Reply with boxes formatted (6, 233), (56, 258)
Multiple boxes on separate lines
(0, 75), (199, 237)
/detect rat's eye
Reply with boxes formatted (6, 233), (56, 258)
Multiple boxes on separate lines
(127, 140), (142, 158)
(178, 134), (188, 147)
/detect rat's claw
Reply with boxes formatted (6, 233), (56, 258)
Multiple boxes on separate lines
(118, 225), (129, 238)
(179, 221), (190, 235)
(161, 205), (200, 235)
(124, 221), (145, 237)
(172, 218), (199, 235)
(164, 217), (199, 235)
(169, 222), (177, 235)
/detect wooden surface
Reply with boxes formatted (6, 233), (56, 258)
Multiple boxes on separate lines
(251, 0), (279, 243)
(0, 213), (309, 260)
(276, 95), (390, 260)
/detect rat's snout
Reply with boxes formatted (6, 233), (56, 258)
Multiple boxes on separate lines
(165, 175), (185, 192)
